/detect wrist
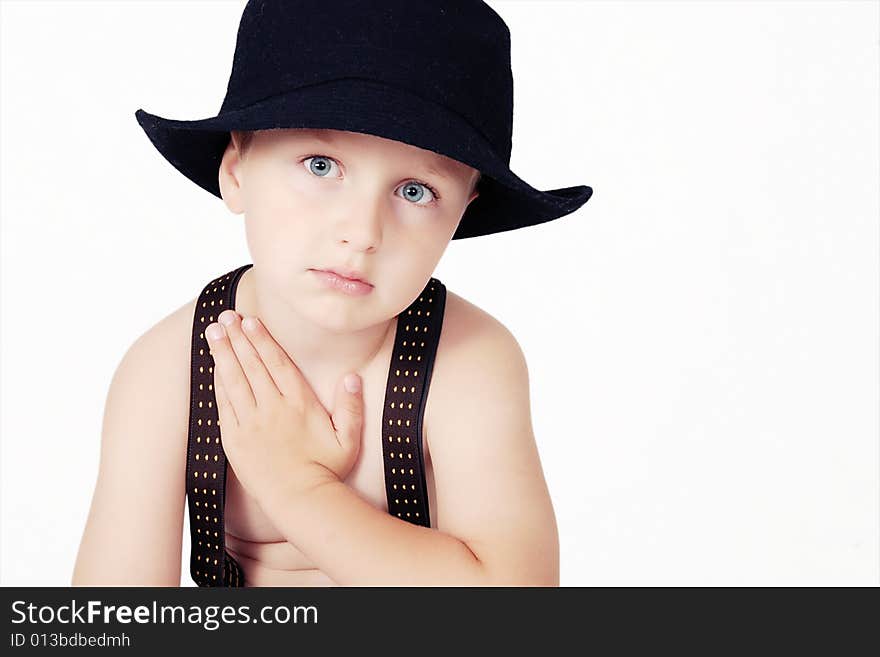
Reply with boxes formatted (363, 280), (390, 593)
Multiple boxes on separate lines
(257, 466), (339, 520)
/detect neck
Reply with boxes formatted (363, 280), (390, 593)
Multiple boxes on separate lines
(234, 266), (395, 406)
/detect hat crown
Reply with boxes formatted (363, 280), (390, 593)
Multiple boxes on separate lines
(220, 0), (514, 163)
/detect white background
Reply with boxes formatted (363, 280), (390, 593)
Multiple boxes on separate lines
(1, 0), (877, 586)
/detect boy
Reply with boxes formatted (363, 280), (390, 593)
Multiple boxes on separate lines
(72, 0), (593, 587)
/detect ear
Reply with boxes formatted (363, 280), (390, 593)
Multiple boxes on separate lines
(467, 171), (482, 205)
(218, 133), (246, 215)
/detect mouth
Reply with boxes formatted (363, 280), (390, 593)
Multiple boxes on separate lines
(311, 267), (372, 286)
(309, 269), (374, 295)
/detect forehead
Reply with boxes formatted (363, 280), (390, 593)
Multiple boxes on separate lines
(259, 128), (470, 179)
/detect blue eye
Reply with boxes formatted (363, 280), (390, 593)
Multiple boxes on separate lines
(396, 181), (438, 206)
(300, 155), (440, 207)
(303, 155), (340, 178)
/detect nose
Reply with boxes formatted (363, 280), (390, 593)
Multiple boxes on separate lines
(335, 190), (384, 251)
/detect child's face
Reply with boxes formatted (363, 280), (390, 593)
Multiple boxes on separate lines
(219, 127), (479, 329)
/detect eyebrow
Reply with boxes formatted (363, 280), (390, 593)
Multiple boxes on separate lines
(292, 131), (457, 182)
(421, 163), (454, 182)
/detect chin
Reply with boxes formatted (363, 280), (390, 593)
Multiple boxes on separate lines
(306, 305), (370, 331)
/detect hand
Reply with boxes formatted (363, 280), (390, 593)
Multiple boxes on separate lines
(204, 309), (363, 510)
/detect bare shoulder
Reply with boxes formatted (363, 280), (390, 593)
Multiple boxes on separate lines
(71, 294), (199, 585)
(425, 288), (526, 450)
(140, 294), (199, 375)
(116, 292), (201, 448)
(430, 288), (527, 377)
(437, 288), (520, 347)
(115, 294), (198, 415)
(426, 288), (527, 434)
(424, 287), (559, 586)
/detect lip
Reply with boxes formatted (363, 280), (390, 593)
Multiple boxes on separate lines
(321, 267), (371, 285)
(309, 269), (374, 296)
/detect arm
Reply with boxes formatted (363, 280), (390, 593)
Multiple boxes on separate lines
(425, 313), (559, 586)
(259, 309), (557, 586)
(261, 477), (486, 586)
(71, 301), (193, 586)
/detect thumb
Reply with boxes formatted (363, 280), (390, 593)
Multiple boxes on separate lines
(331, 373), (364, 453)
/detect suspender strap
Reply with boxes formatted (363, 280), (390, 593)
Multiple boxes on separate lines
(185, 263), (253, 587)
(185, 265), (444, 585)
(380, 278), (446, 528)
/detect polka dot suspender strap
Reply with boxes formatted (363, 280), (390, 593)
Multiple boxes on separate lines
(185, 263), (253, 587)
(381, 277), (446, 528)
(184, 264), (443, 585)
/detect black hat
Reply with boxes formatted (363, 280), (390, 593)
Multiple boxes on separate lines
(135, 0), (593, 240)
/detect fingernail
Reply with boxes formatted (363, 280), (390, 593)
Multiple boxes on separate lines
(219, 310), (236, 326)
(344, 373), (361, 393)
(206, 323), (225, 341)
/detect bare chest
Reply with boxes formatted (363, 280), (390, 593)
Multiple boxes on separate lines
(220, 363), (438, 587)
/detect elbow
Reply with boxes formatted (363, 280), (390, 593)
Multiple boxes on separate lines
(71, 561), (180, 587)
(478, 560), (559, 588)
(477, 558), (559, 587)
(485, 573), (559, 587)
(530, 573), (560, 587)
(463, 540), (559, 587)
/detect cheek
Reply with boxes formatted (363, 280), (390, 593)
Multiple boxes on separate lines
(403, 220), (456, 268)
(243, 207), (310, 275)
(243, 176), (318, 244)
(385, 249), (444, 303)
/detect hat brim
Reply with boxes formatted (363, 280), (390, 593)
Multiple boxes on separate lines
(135, 77), (592, 240)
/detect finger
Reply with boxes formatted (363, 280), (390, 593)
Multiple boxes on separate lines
(334, 373), (364, 454)
(205, 321), (256, 419)
(240, 315), (304, 399)
(218, 310), (282, 406)
(213, 364), (239, 429)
